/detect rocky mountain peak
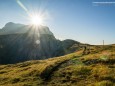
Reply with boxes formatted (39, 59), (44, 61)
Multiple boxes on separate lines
(5, 22), (14, 27)
(0, 22), (54, 36)
(0, 22), (64, 64)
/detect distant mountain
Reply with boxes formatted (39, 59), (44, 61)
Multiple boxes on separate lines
(61, 39), (80, 53)
(0, 22), (53, 35)
(0, 22), (81, 64)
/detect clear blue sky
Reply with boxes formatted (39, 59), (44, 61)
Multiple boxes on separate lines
(0, 0), (115, 45)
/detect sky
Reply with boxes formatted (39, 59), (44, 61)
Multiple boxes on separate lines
(0, 0), (115, 45)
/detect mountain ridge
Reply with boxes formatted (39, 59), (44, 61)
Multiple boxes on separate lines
(0, 22), (80, 64)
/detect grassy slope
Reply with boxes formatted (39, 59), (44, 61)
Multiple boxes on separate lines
(0, 45), (115, 86)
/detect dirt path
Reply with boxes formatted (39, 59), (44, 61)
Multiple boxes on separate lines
(40, 55), (82, 81)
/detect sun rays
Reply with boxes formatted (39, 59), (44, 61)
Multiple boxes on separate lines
(16, 0), (49, 27)
(29, 13), (44, 26)
(30, 15), (43, 26)
(16, 0), (51, 45)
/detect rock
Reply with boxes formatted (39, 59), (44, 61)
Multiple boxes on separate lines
(61, 39), (80, 54)
(0, 22), (64, 64)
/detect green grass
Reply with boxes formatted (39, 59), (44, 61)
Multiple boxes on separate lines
(0, 45), (115, 86)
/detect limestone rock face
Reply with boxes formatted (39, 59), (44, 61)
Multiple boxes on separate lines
(0, 22), (64, 64)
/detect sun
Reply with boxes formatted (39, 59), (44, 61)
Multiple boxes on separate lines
(30, 15), (43, 26)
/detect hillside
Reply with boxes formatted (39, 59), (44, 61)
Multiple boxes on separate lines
(0, 22), (81, 64)
(0, 44), (115, 86)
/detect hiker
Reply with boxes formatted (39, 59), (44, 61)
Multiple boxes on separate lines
(82, 46), (86, 55)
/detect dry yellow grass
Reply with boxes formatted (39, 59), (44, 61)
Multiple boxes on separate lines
(0, 45), (115, 86)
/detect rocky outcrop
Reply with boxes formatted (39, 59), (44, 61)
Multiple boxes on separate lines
(0, 22), (64, 64)
(61, 39), (80, 54)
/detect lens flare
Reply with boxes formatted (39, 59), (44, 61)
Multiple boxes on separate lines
(16, 0), (50, 26)
(16, 0), (28, 13)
